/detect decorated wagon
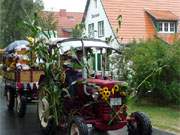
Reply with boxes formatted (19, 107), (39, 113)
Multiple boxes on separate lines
(3, 40), (43, 117)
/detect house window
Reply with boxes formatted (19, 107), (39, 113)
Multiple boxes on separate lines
(170, 22), (175, 32)
(158, 22), (163, 31)
(157, 21), (176, 33)
(88, 23), (94, 38)
(164, 22), (168, 32)
(98, 21), (104, 37)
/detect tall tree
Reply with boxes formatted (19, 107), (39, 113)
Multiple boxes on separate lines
(0, 0), (3, 47)
(71, 23), (86, 38)
(0, 0), (43, 47)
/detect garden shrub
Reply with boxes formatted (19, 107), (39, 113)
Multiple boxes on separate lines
(126, 39), (180, 105)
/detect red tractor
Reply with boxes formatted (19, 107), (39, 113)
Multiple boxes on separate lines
(38, 38), (152, 135)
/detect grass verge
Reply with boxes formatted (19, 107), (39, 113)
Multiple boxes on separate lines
(127, 98), (180, 134)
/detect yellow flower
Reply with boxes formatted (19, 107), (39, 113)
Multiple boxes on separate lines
(99, 87), (111, 101)
(27, 37), (35, 43)
(103, 87), (109, 92)
(114, 85), (119, 92)
(120, 91), (127, 97)
(99, 88), (104, 95)
(111, 85), (119, 94)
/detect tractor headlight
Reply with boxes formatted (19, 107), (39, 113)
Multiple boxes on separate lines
(92, 91), (99, 101)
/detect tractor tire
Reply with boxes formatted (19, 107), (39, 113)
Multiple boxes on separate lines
(6, 88), (15, 111)
(128, 112), (152, 135)
(16, 96), (27, 118)
(68, 116), (89, 135)
(38, 97), (56, 135)
(94, 130), (108, 135)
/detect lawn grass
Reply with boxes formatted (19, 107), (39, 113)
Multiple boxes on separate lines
(127, 98), (180, 134)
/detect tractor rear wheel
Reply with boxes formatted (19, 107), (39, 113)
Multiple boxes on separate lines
(128, 112), (152, 135)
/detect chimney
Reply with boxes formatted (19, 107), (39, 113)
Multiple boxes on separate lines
(59, 9), (66, 17)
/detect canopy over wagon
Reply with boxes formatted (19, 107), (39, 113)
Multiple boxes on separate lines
(5, 40), (30, 53)
(49, 38), (114, 54)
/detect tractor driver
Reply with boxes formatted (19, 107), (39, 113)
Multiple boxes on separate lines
(64, 49), (83, 96)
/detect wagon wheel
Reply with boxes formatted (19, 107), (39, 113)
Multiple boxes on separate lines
(6, 88), (15, 111)
(15, 95), (26, 117)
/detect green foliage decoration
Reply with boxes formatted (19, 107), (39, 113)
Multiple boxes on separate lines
(71, 23), (86, 38)
(24, 14), (63, 125)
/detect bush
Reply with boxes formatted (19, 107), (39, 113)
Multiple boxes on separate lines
(126, 39), (180, 105)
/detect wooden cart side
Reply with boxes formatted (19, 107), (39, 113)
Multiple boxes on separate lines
(3, 71), (16, 81)
(19, 70), (44, 82)
(0, 49), (4, 64)
(19, 71), (31, 82)
(32, 70), (44, 82)
(4, 70), (44, 84)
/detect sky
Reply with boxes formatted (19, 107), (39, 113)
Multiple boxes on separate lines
(42, 0), (87, 12)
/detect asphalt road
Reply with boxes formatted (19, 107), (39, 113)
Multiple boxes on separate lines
(0, 81), (176, 135)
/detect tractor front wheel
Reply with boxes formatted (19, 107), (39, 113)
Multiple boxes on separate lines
(128, 112), (152, 135)
(68, 116), (89, 135)
(38, 97), (56, 135)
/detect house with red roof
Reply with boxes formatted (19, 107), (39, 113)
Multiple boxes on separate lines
(43, 9), (83, 38)
(58, 9), (83, 37)
(82, 0), (180, 46)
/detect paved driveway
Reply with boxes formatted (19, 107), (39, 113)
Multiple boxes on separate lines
(0, 81), (176, 135)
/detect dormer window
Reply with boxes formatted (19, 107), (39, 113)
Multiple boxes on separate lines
(157, 21), (176, 33)
(146, 10), (178, 34)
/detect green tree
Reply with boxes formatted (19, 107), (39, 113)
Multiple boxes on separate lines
(71, 23), (86, 38)
(0, 0), (43, 47)
(126, 39), (180, 105)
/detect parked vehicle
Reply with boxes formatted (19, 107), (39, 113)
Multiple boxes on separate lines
(38, 38), (152, 135)
(3, 40), (43, 117)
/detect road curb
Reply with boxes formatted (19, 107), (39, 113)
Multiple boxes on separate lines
(153, 128), (177, 135)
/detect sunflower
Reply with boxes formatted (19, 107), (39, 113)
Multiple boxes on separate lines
(100, 87), (111, 101)
(111, 85), (119, 94)
(120, 91), (127, 97)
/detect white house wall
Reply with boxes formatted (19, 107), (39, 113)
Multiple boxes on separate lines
(84, 0), (120, 48)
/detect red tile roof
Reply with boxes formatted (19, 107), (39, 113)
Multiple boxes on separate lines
(83, 0), (180, 44)
(102, 0), (180, 44)
(42, 10), (83, 37)
(146, 10), (178, 21)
